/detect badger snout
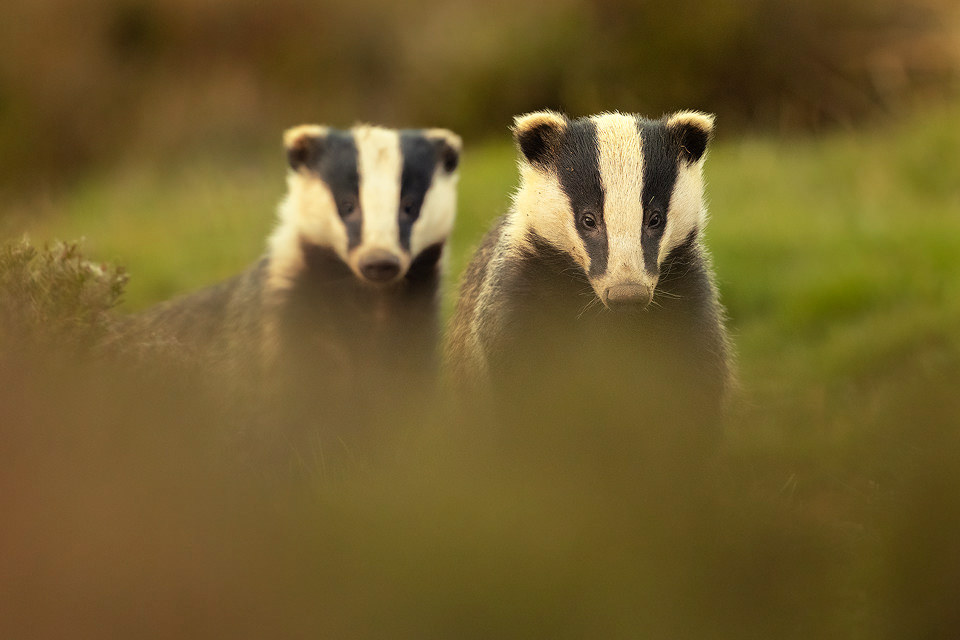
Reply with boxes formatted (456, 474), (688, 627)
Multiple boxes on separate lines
(358, 250), (402, 283)
(604, 283), (653, 311)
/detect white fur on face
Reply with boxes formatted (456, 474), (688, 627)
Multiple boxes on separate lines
(412, 128), (461, 259)
(659, 160), (706, 263)
(591, 113), (707, 294)
(354, 126), (405, 271)
(591, 112), (650, 295)
(508, 163), (588, 268)
(268, 171), (350, 291)
(659, 110), (712, 262)
(411, 168), (458, 258)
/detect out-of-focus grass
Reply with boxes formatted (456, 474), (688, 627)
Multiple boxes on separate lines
(704, 109), (960, 457)
(16, 154), (280, 308)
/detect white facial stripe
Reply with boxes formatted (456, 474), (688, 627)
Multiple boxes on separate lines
(267, 173), (350, 289)
(593, 113), (650, 287)
(659, 163), (705, 263)
(355, 126), (403, 256)
(410, 168), (458, 257)
(509, 162), (589, 266)
(288, 174), (349, 253)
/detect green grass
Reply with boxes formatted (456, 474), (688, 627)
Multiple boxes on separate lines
(13, 106), (960, 424)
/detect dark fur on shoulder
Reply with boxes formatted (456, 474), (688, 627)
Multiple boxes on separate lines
(127, 260), (269, 376)
(278, 240), (443, 386)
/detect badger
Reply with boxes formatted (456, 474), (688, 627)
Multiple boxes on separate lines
(446, 110), (732, 425)
(133, 124), (461, 414)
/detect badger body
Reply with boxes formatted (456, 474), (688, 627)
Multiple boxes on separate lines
(136, 124), (461, 400)
(447, 111), (732, 422)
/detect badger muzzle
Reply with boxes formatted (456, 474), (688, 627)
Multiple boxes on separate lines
(358, 249), (403, 283)
(604, 283), (653, 311)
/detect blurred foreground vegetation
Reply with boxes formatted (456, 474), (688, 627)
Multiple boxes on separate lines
(2, 104), (960, 637)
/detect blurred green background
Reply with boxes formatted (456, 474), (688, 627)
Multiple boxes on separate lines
(1, 0), (959, 190)
(3, 0), (960, 637)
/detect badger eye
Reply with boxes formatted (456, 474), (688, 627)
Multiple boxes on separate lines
(401, 198), (416, 217)
(647, 211), (664, 229)
(581, 212), (598, 229)
(341, 200), (356, 215)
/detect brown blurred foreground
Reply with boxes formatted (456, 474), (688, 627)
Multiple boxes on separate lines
(2, 241), (960, 639)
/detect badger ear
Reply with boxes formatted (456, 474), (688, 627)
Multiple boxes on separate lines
(283, 125), (329, 170)
(425, 128), (463, 173)
(666, 111), (715, 164)
(512, 110), (567, 167)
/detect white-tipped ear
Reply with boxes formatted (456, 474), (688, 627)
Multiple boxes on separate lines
(666, 111), (715, 163)
(512, 110), (567, 167)
(283, 124), (330, 170)
(425, 128), (463, 173)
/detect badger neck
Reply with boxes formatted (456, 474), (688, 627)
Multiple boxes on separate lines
(262, 231), (442, 376)
(514, 232), (593, 310)
(271, 237), (439, 312)
(648, 229), (709, 306)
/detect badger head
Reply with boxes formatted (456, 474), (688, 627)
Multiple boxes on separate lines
(510, 110), (713, 310)
(271, 124), (461, 287)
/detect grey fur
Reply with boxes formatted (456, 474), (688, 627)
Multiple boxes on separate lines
(122, 259), (273, 387)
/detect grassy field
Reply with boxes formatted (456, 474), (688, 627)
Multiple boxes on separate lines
(4, 105), (960, 637)
(12, 105), (960, 429)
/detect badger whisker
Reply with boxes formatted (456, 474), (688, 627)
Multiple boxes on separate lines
(653, 289), (683, 300)
(576, 295), (603, 319)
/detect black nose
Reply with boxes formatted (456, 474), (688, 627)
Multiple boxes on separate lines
(605, 284), (653, 311)
(359, 251), (402, 283)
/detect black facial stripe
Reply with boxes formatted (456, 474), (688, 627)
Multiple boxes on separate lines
(399, 131), (439, 252)
(406, 242), (444, 281)
(314, 131), (362, 249)
(638, 119), (680, 274)
(299, 235), (353, 280)
(555, 119), (608, 277)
